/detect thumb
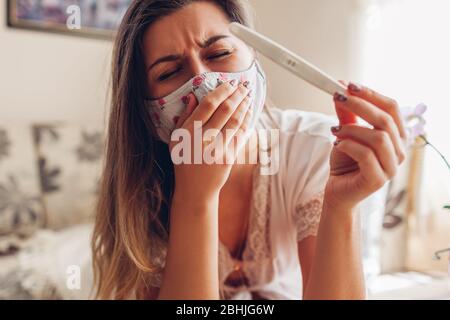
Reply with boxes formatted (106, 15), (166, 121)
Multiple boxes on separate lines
(335, 105), (357, 125)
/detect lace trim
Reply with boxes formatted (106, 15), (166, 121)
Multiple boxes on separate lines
(293, 191), (325, 242)
(243, 169), (272, 265)
(219, 132), (274, 295)
(218, 162), (272, 298)
(218, 161), (271, 280)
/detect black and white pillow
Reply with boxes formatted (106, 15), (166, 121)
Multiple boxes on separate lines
(33, 123), (104, 230)
(0, 124), (45, 237)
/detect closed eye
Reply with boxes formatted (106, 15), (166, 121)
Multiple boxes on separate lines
(157, 51), (232, 82)
(158, 66), (182, 81)
(208, 51), (231, 60)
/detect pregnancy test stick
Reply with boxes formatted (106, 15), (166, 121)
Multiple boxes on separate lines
(229, 22), (347, 97)
(229, 22), (357, 124)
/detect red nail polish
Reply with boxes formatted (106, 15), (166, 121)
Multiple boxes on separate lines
(334, 93), (348, 102)
(331, 125), (342, 133)
(348, 82), (362, 92)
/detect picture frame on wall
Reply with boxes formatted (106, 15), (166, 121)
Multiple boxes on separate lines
(6, 0), (131, 40)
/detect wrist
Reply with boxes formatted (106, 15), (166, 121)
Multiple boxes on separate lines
(321, 200), (360, 232)
(322, 200), (358, 217)
(323, 184), (360, 213)
(172, 188), (220, 213)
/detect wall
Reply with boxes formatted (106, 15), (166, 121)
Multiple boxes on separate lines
(0, 0), (360, 125)
(0, 3), (112, 126)
(248, 0), (361, 114)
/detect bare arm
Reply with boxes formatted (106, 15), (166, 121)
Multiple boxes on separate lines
(157, 192), (220, 300)
(154, 81), (252, 299)
(297, 82), (407, 299)
(300, 204), (365, 300)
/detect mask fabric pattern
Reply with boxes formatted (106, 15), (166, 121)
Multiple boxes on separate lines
(146, 59), (267, 145)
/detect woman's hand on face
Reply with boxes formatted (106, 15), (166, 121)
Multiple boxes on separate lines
(169, 80), (252, 202)
(324, 82), (408, 212)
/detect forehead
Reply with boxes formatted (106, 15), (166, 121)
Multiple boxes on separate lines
(143, 2), (232, 57)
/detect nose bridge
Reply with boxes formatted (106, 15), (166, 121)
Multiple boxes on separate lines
(187, 54), (210, 77)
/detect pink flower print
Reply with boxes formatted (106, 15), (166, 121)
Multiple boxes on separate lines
(158, 98), (166, 110)
(181, 95), (190, 105)
(219, 73), (228, 82)
(193, 76), (204, 87)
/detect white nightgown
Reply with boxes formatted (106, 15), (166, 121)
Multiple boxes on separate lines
(149, 106), (338, 300)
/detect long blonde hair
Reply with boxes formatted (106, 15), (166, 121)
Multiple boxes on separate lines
(91, 0), (255, 300)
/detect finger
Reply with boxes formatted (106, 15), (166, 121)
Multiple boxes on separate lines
(335, 80), (357, 125)
(183, 79), (239, 128)
(203, 82), (250, 131)
(221, 91), (253, 145)
(332, 125), (398, 178)
(223, 97), (254, 164)
(238, 96), (254, 133)
(231, 96), (254, 146)
(334, 93), (406, 164)
(175, 93), (197, 129)
(335, 103), (358, 126)
(334, 139), (388, 191)
(347, 82), (407, 140)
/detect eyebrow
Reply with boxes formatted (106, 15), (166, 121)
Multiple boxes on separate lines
(147, 34), (230, 72)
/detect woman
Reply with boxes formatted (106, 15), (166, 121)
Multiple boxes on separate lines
(92, 0), (407, 300)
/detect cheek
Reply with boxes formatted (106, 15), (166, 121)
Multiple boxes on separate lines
(232, 49), (254, 71)
(147, 79), (157, 98)
(213, 51), (253, 74)
(147, 77), (188, 99)
(232, 39), (255, 64)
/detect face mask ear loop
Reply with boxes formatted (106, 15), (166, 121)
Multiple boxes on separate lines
(253, 60), (274, 131)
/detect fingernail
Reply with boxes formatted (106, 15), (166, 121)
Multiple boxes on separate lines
(334, 92), (348, 102)
(243, 80), (250, 88)
(247, 89), (253, 97)
(334, 139), (341, 146)
(348, 82), (362, 92)
(230, 79), (237, 86)
(331, 125), (342, 133)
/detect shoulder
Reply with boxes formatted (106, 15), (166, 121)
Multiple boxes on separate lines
(259, 106), (337, 139)
(258, 106), (337, 164)
(258, 107), (337, 208)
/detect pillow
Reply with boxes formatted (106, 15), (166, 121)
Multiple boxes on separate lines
(33, 123), (104, 230)
(0, 123), (45, 237)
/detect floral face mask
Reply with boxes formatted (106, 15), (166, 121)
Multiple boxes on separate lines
(146, 59), (267, 144)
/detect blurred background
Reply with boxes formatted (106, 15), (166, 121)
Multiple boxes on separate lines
(0, 0), (449, 299)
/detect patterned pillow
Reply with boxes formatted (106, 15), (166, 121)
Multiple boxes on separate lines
(0, 124), (45, 237)
(33, 123), (104, 230)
